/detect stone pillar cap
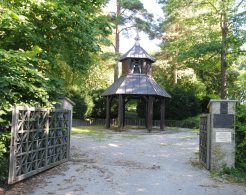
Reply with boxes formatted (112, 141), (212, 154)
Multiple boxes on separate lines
(58, 97), (76, 106)
(207, 99), (237, 109)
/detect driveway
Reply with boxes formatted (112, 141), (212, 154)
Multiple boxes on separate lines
(4, 128), (246, 195)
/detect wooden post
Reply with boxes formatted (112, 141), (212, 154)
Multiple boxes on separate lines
(118, 95), (124, 130)
(106, 96), (111, 128)
(8, 106), (18, 184)
(145, 99), (148, 128)
(141, 96), (148, 128)
(160, 98), (165, 130)
(147, 96), (154, 132)
(123, 97), (126, 127)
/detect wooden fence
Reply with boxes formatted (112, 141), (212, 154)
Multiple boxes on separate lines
(72, 118), (198, 129)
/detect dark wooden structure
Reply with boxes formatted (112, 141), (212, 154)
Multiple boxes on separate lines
(102, 36), (171, 131)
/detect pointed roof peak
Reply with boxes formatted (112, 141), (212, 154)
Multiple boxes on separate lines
(119, 33), (155, 62)
(134, 32), (140, 46)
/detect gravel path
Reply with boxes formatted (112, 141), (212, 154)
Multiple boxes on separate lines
(6, 128), (246, 195)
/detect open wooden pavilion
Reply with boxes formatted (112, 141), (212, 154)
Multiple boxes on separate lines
(102, 35), (171, 131)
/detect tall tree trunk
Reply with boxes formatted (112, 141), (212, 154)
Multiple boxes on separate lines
(115, 0), (121, 53)
(173, 64), (177, 86)
(220, 12), (228, 99)
(114, 1), (121, 81)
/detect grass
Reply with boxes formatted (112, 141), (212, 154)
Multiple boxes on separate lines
(121, 134), (143, 139)
(190, 128), (199, 133)
(180, 136), (194, 140)
(72, 125), (144, 140)
(211, 168), (246, 185)
(125, 111), (139, 119)
(72, 126), (113, 140)
(124, 125), (146, 129)
(166, 127), (181, 132)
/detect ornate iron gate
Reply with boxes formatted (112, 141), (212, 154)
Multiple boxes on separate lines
(199, 114), (211, 169)
(8, 106), (71, 184)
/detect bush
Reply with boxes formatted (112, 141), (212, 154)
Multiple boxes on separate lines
(90, 89), (106, 118)
(199, 96), (211, 113)
(90, 89), (117, 119)
(0, 131), (10, 185)
(235, 104), (246, 171)
(68, 91), (93, 119)
(137, 86), (201, 120)
(165, 87), (201, 120)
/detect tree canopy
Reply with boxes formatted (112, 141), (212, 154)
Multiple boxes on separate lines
(156, 0), (246, 100)
(0, 0), (112, 127)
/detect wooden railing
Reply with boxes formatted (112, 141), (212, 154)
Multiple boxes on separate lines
(73, 118), (198, 129)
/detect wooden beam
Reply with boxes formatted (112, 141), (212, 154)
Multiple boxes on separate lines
(147, 96), (154, 132)
(105, 96), (111, 128)
(118, 95), (124, 130)
(160, 98), (165, 130)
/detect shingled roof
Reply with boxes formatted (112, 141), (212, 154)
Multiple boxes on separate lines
(119, 42), (156, 62)
(101, 74), (171, 98)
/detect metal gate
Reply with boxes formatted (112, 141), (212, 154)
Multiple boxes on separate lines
(199, 114), (211, 169)
(8, 106), (71, 184)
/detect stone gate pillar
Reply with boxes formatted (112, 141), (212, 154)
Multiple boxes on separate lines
(208, 99), (237, 171)
(57, 97), (75, 111)
(56, 97), (75, 126)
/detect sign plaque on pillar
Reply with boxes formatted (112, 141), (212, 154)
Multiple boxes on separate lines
(215, 132), (232, 143)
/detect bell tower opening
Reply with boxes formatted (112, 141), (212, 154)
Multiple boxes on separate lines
(132, 59), (142, 74)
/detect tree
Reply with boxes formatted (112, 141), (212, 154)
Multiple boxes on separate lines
(0, 0), (111, 75)
(0, 48), (57, 130)
(107, 0), (155, 80)
(157, 1), (190, 86)
(206, 0), (245, 98)
(0, 0), (112, 123)
(158, 0), (246, 99)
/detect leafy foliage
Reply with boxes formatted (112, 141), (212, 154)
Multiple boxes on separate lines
(136, 85), (201, 120)
(90, 89), (118, 119)
(0, 132), (10, 185)
(0, 49), (58, 131)
(235, 104), (246, 171)
(229, 70), (246, 104)
(165, 87), (201, 120)
(0, 0), (111, 71)
(68, 91), (93, 119)
(157, 0), (246, 98)
(107, 0), (155, 52)
(0, 0), (112, 122)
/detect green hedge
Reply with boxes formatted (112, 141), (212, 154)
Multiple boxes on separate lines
(166, 116), (200, 129)
(235, 104), (246, 171)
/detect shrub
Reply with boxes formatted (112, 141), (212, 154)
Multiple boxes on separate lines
(90, 89), (117, 119)
(68, 91), (93, 119)
(0, 131), (10, 185)
(165, 87), (201, 120)
(235, 104), (246, 171)
(137, 86), (201, 120)
(90, 89), (106, 118)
